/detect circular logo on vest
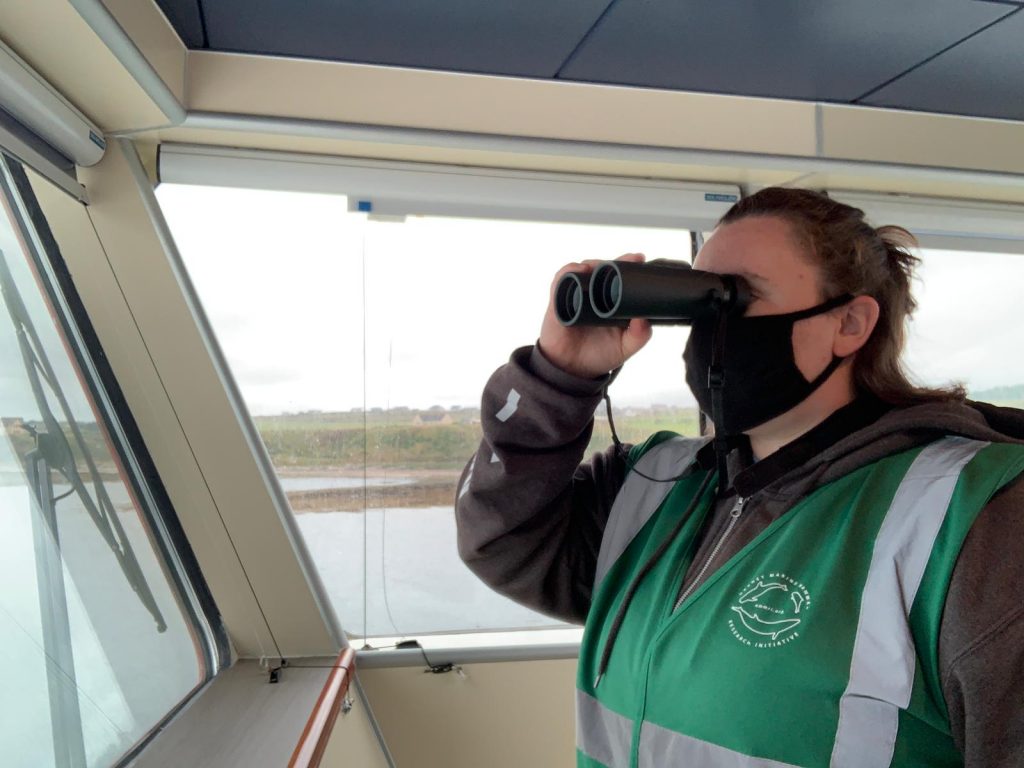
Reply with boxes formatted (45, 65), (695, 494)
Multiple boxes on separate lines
(728, 572), (811, 649)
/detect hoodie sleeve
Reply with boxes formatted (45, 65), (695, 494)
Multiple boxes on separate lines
(454, 345), (629, 625)
(940, 472), (1024, 767)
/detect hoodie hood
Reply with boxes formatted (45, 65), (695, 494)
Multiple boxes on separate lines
(754, 398), (1024, 504)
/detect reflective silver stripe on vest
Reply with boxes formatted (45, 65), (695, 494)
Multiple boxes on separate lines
(639, 720), (803, 768)
(594, 437), (708, 587)
(577, 690), (632, 768)
(830, 436), (988, 768)
(578, 690), (804, 768)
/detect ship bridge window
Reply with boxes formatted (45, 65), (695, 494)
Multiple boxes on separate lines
(0, 158), (220, 767)
(156, 179), (700, 640)
(155, 148), (1024, 646)
(904, 247), (1024, 403)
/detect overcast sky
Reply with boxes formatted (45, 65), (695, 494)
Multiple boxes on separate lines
(156, 183), (699, 414)
(5, 182), (1019, 426)
(153, 182), (1024, 415)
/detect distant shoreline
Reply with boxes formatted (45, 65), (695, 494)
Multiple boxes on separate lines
(277, 466), (456, 479)
(285, 471), (461, 513)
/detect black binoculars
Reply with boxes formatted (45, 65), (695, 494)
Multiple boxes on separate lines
(555, 259), (751, 326)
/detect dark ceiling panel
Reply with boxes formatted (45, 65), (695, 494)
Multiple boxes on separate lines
(199, 0), (611, 78)
(861, 10), (1024, 121)
(154, 0), (206, 48)
(557, 0), (1009, 103)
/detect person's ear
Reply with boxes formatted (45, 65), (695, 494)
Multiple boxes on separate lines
(833, 295), (880, 357)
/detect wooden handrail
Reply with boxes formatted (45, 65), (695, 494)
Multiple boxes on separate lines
(288, 647), (357, 768)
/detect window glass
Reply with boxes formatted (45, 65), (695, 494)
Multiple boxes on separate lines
(907, 248), (1024, 401)
(0, 160), (210, 767)
(156, 183), (695, 637)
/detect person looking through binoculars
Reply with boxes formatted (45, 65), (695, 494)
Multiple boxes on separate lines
(455, 187), (1024, 767)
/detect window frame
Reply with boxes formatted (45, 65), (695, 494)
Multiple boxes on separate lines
(1, 153), (229, 765)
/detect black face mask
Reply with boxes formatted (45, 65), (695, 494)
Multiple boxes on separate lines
(682, 294), (853, 436)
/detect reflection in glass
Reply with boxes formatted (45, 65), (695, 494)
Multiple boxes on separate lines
(0, 163), (206, 767)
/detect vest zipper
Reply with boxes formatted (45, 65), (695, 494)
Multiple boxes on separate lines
(673, 496), (746, 611)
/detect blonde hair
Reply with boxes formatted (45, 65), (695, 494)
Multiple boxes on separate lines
(720, 188), (964, 406)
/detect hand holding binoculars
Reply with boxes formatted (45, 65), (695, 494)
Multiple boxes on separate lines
(554, 259), (751, 327)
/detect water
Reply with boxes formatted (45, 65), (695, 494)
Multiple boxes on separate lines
(295, 506), (565, 638)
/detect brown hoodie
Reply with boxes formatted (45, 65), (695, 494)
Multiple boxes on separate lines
(456, 345), (1024, 767)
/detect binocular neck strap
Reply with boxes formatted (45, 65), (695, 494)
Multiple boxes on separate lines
(709, 305), (731, 496)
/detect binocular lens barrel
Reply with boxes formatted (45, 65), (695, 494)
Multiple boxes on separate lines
(554, 259), (750, 326)
(555, 270), (629, 327)
(555, 273), (584, 325)
(592, 269), (622, 317)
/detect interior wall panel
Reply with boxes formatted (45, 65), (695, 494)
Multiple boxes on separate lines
(321, 680), (391, 768)
(185, 51), (819, 158)
(820, 103), (1024, 176)
(358, 658), (577, 768)
(100, 0), (189, 106)
(0, 0), (169, 131)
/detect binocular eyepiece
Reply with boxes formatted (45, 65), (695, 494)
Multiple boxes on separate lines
(555, 259), (751, 326)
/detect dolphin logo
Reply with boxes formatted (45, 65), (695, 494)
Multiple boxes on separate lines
(730, 606), (801, 641)
(738, 580), (788, 605)
(790, 592), (805, 614)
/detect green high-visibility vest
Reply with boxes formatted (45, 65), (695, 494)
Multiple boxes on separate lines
(576, 434), (1024, 768)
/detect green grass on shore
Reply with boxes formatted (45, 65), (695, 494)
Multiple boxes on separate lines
(252, 408), (702, 470)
